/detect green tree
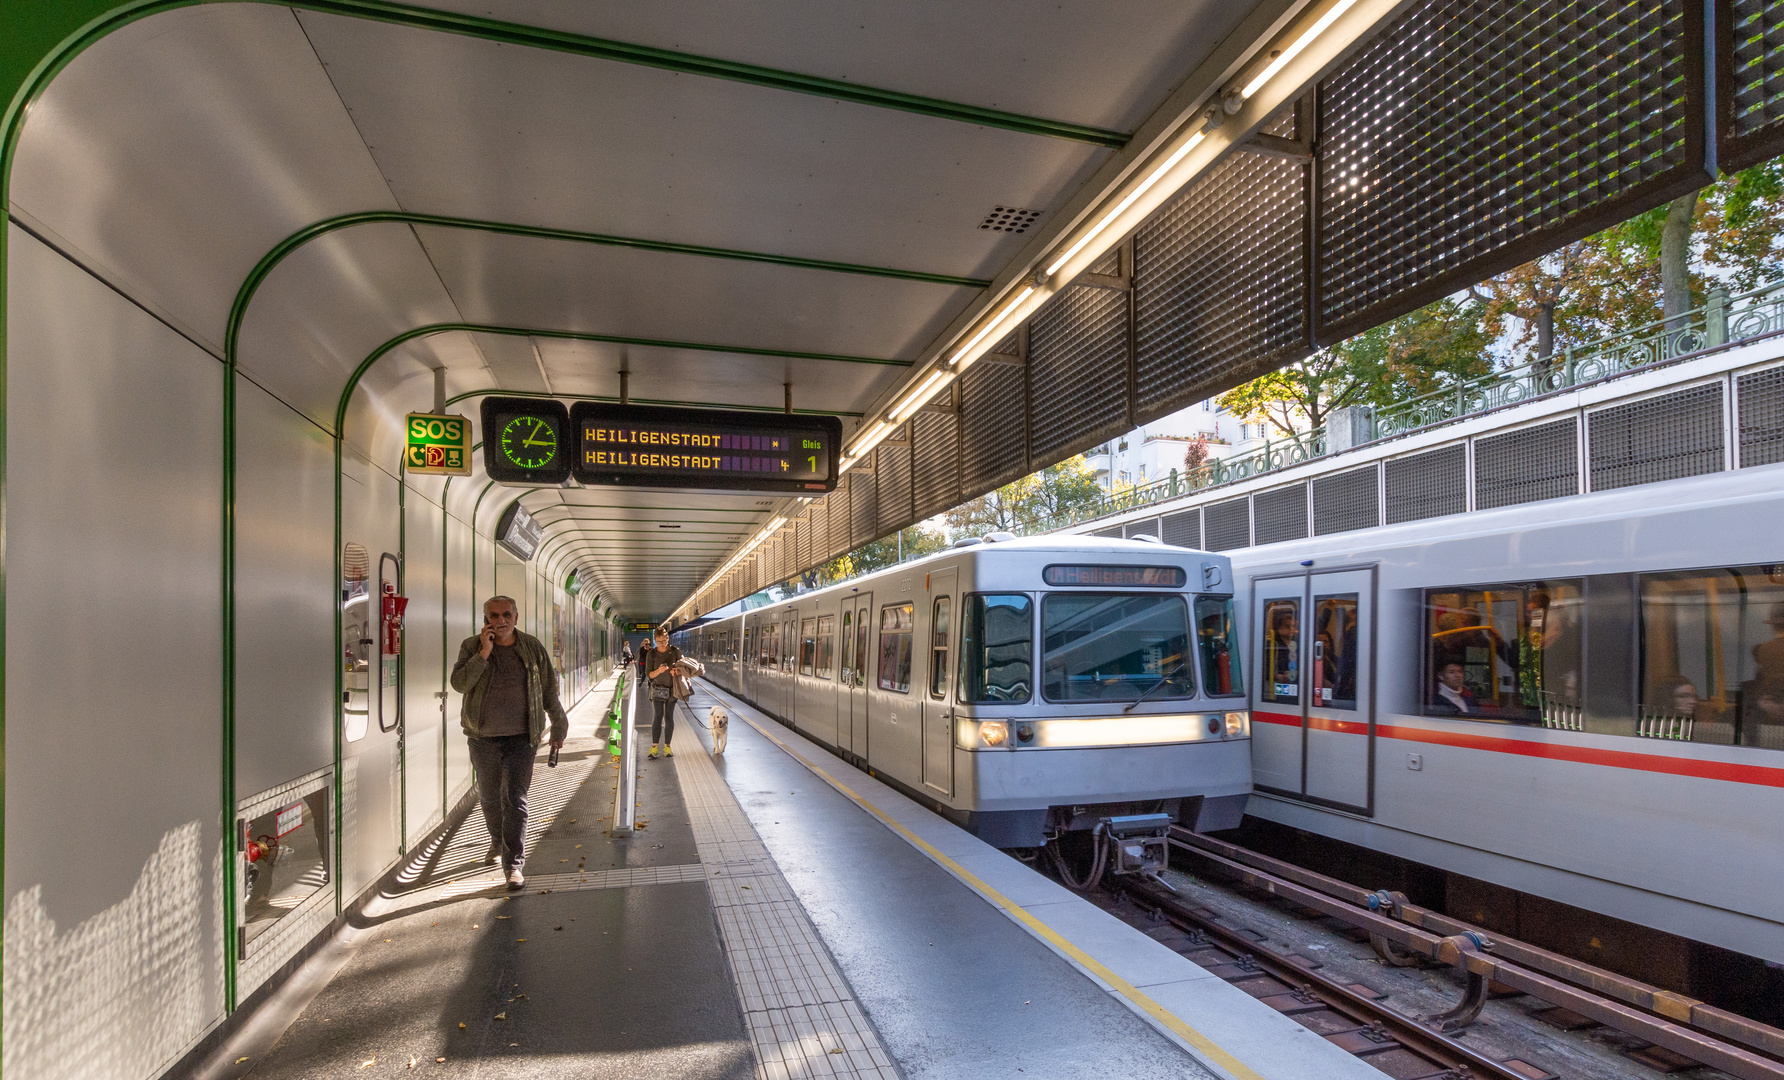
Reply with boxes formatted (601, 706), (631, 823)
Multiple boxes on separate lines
(1218, 298), (1491, 435)
(826, 524), (949, 580)
(946, 457), (1105, 535)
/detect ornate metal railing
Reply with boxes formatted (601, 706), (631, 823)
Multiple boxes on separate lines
(1036, 277), (1784, 537)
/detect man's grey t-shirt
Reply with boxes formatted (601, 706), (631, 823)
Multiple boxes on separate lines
(479, 643), (530, 737)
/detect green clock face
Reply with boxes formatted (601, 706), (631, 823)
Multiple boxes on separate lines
(501, 415), (558, 469)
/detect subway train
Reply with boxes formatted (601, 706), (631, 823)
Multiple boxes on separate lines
(1221, 462), (1784, 966)
(677, 535), (1252, 874)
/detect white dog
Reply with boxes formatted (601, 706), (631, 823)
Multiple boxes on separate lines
(709, 706), (729, 755)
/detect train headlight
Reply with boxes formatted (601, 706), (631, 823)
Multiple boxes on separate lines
(979, 721), (1009, 748)
(1224, 711), (1249, 737)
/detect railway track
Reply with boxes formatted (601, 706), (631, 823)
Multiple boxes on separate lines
(1063, 828), (1784, 1080)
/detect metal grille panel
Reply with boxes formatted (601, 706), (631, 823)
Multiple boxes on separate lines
(1204, 497), (1251, 552)
(1475, 419), (1580, 509)
(1134, 127), (1308, 419)
(876, 435), (913, 535)
(959, 360), (1027, 493)
(1317, 0), (1702, 338)
(1312, 466), (1380, 535)
(851, 463), (878, 545)
(1589, 384), (1726, 490)
(1384, 445), (1466, 524)
(1252, 483), (1309, 545)
(1162, 508), (1202, 549)
(1739, 365), (1784, 466)
(1724, 0), (1784, 168)
(1028, 285), (1129, 462)
(912, 412), (960, 520)
(1123, 517), (1162, 540)
(1092, 525), (1123, 539)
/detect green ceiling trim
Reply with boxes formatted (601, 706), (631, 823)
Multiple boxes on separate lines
(441, 384), (866, 417)
(295, 1), (1129, 148)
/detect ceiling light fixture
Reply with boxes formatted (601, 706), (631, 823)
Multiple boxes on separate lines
(948, 285), (1035, 368)
(889, 367), (954, 423)
(1242, 0), (1360, 97)
(1045, 131), (1204, 279)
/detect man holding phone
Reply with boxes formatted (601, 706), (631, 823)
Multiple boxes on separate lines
(450, 595), (569, 889)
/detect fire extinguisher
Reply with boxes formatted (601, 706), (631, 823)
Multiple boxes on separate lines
(382, 581), (409, 656)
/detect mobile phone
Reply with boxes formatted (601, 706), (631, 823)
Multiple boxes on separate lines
(547, 745), (560, 768)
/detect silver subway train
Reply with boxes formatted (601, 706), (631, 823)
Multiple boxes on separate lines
(1219, 462), (1784, 966)
(677, 535), (1252, 857)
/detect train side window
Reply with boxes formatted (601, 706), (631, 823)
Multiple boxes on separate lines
(1423, 581), (1582, 725)
(1639, 565), (1784, 749)
(840, 611), (855, 683)
(800, 619), (816, 676)
(816, 615), (836, 679)
(959, 593), (1033, 704)
(1194, 596), (1244, 696)
(878, 603), (915, 692)
(856, 610), (870, 688)
(1311, 594), (1359, 709)
(1261, 599), (1301, 705)
(930, 596), (952, 699)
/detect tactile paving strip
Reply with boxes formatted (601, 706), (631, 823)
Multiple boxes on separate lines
(673, 709), (900, 1080)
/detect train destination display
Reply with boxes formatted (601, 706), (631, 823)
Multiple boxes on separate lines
(570, 402), (840, 493)
(481, 397), (571, 485)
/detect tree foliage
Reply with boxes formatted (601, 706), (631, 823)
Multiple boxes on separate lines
(821, 525), (948, 581)
(945, 457), (1105, 536)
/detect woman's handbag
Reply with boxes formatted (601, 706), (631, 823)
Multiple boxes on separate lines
(651, 683), (672, 701)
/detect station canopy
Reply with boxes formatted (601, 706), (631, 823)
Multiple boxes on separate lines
(8, 0), (1762, 623)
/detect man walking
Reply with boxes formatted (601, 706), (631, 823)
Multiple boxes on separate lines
(450, 595), (569, 889)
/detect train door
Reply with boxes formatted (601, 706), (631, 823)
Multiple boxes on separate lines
(840, 593), (872, 757)
(781, 614), (798, 722)
(1251, 576), (1306, 795)
(924, 570), (957, 796)
(1304, 568), (1374, 813)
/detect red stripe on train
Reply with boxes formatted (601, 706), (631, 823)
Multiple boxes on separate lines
(1250, 710), (1784, 788)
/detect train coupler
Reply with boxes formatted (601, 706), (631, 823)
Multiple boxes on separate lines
(1102, 813), (1171, 877)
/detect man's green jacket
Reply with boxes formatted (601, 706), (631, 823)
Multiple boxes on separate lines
(450, 631), (570, 747)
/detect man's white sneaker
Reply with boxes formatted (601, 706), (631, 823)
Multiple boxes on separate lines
(505, 868), (525, 890)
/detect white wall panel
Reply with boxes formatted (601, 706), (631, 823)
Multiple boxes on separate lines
(403, 487), (446, 842)
(444, 514), (476, 801)
(235, 375), (336, 798)
(338, 455), (402, 897)
(4, 227), (225, 1080)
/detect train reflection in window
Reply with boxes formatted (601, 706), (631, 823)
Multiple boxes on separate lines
(1041, 593), (1191, 702)
(1639, 565), (1784, 749)
(878, 603), (915, 693)
(1423, 581), (1582, 725)
(816, 615), (835, 679)
(1261, 599), (1300, 705)
(1312, 594), (1358, 710)
(959, 593), (1033, 703)
(1194, 596), (1243, 696)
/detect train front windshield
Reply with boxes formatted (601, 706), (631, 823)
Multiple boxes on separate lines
(1042, 593), (1193, 702)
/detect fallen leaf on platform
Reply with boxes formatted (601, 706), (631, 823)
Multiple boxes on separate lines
(516, 938), (527, 942)
(234, 1058), (249, 1065)
(359, 1056), (376, 1069)
(408, 1056), (418, 1068)
(496, 915), (510, 920)
(554, 926), (564, 931)
(458, 1022), (466, 1029)
(436, 1057), (446, 1063)
(494, 1012), (507, 1021)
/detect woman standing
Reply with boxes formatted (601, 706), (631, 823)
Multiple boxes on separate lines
(643, 627), (682, 758)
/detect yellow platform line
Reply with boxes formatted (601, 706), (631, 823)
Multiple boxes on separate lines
(703, 687), (1270, 1080)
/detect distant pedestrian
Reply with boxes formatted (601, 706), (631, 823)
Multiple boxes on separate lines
(450, 596), (569, 889)
(621, 640), (633, 666)
(643, 627), (684, 758)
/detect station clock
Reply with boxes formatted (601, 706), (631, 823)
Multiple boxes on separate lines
(480, 397), (571, 485)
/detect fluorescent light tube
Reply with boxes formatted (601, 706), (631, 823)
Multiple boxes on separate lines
(1242, 0), (1360, 97)
(949, 286), (1035, 366)
(1046, 132), (1204, 278)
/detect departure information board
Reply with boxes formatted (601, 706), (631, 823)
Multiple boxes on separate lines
(570, 402), (840, 493)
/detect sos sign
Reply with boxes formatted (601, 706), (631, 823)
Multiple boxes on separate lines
(404, 413), (472, 476)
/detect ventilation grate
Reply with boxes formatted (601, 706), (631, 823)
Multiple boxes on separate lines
(1384, 445), (1466, 524)
(1312, 466), (1381, 535)
(912, 411), (960, 521)
(1092, 525), (1123, 539)
(1475, 418), (1579, 509)
(1739, 365), (1784, 467)
(1252, 483), (1309, 545)
(1123, 517), (1162, 540)
(851, 461), (878, 545)
(979, 205), (1043, 234)
(1134, 109), (1308, 420)
(1204, 497), (1251, 552)
(1028, 285), (1130, 461)
(1162, 508), (1202, 549)
(1316, 0), (1696, 339)
(1589, 384), (1725, 491)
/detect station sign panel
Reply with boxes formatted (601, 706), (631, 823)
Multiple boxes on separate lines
(481, 397), (571, 485)
(404, 413), (472, 475)
(570, 402), (840, 493)
(494, 501), (544, 561)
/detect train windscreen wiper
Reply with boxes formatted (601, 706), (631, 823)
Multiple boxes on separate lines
(1124, 661), (1190, 713)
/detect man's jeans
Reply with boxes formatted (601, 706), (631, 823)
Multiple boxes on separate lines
(468, 734), (535, 870)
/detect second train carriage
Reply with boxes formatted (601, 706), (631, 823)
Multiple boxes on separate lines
(677, 534), (1253, 855)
